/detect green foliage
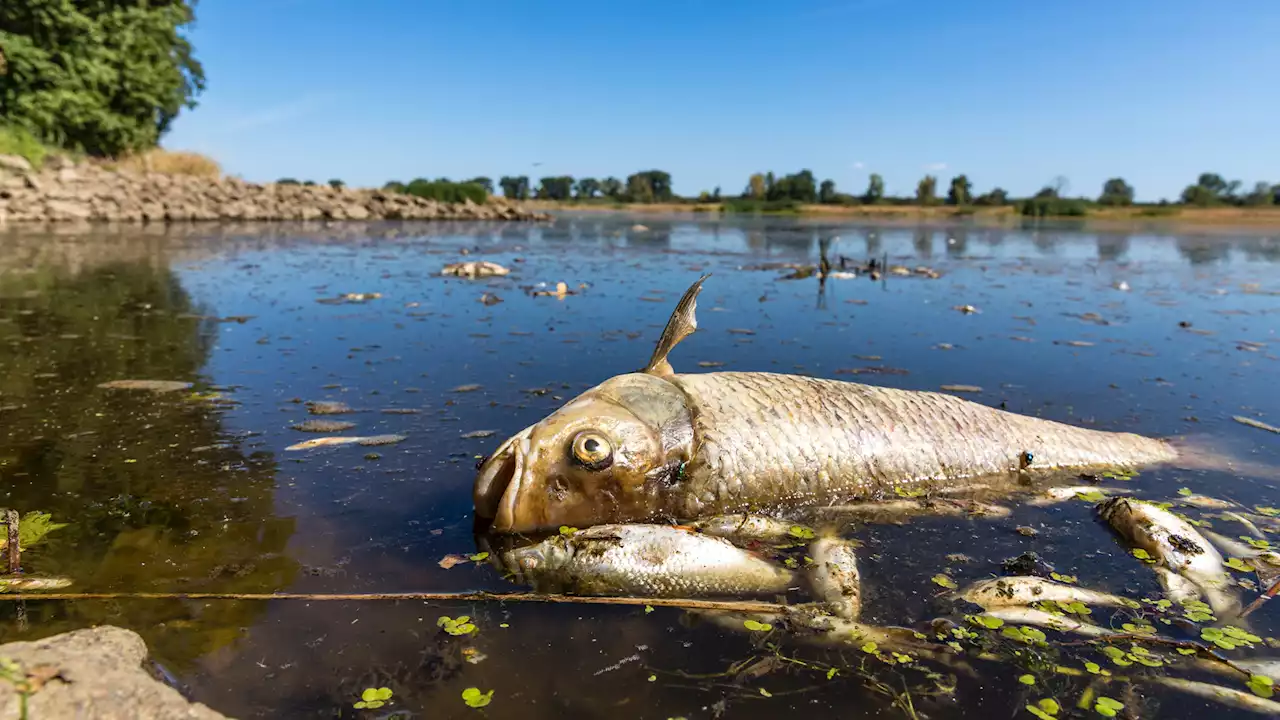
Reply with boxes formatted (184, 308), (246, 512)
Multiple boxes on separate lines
(863, 173), (885, 203)
(1020, 197), (1088, 217)
(721, 197), (802, 214)
(946, 174), (972, 205)
(818, 178), (837, 203)
(536, 175), (574, 201)
(464, 176), (493, 194)
(599, 176), (623, 198)
(574, 177), (600, 199)
(403, 178), (487, 204)
(916, 174), (938, 205)
(973, 187), (1009, 205)
(353, 687), (393, 710)
(1098, 178), (1134, 206)
(624, 169), (672, 202)
(0, 123), (49, 168)
(276, 178), (300, 185)
(0, 0), (205, 157)
(498, 175), (530, 200)
(326, 179), (344, 189)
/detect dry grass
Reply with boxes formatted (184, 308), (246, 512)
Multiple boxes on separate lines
(104, 148), (222, 179)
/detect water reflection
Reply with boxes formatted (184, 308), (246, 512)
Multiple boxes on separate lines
(0, 245), (298, 673)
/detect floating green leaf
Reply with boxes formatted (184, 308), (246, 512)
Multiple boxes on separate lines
(1130, 548), (1155, 563)
(1249, 675), (1275, 698)
(788, 525), (815, 539)
(932, 574), (958, 589)
(14, 512), (69, 550)
(1201, 627), (1237, 650)
(1026, 698), (1060, 719)
(1083, 662), (1111, 676)
(826, 668), (838, 679)
(969, 614), (1005, 629)
(468, 551), (489, 562)
(743, 619), (773, 632)
(1226, 557), (1256, 572)
(354, 687), (393, 709)
(1223, 626), (1263, 645)
(1178, 487), (1193, 496)
(1019, 674), (1036, 686)
(1094, 697), (1124, 717)
(559, 525), (578, 535)
(1050, 572), (1078, 584)
(462, 687), (494, 708)
(644, 605), (654, 614)
(861, 642), (878, 654)
(1003, 626), (1047, 645)
(1175, 648), (1197, 655)
(1256, 507), (1280, 517)
(1244, 537), (1273, 550)
(437, 616), (478, 636)
(1076, 490), (1107, 502)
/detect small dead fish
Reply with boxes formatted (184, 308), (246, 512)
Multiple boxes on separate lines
(980, 607), (1112, 637)
(1026, 485), (1125, 506)
(292, 420), (356, 433)
(285, 434), (405, 451)
(1099, 497), (1237, 616)
(451, 384), (483, 393)
(1179, 494), (1240, 510)
(97, 380), (192, 393)
(499, 524), (794, 597)
(818, 498), (1011, 521)
(691, 514), (809, 543)
(461, 430), (497, 439)
(1233, 416), (1280, 435)
(940, 385), (982, 394)
(1148, 676), (1280, 715)
(443, 261), (509, 278)
(807, 536), (861, 620)
(955, 577), (1134, 609)
(0, 576), (74, 593)
(1154, 566), (1204, 604)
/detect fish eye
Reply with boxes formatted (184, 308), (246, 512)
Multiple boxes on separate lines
(570, 431), (613, 471)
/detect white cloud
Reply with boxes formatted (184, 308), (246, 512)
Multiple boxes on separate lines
(852, 161), (865, 169)
(924, 162), (948, 172)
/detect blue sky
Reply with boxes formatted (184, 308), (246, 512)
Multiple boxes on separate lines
(164, 0), (1279, 202)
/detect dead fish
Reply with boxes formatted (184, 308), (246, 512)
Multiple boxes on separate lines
(442, 261), (509, 278)
(97, 380), (192, 393)
(1180, 494), (1240, 510)
(816, 498), (1011, 521)
(0, 573), (73, 591)
(1099, 497), (1238, 616)
(979, 607), (1113, 637)
(1026, 485), (1125, 506)
(474, 275), (1228, 534)
(292, 420), (356, 433)
(940, 384), (982, 393)
(285, 434), (405, 451)
(807, 536), (861, 620)
(690, 514), (810, 543)
(498, 524), (794, 597)
(1148, 676), (1280, 715)
(1154, 566), (1204, 604)
(955, 577), (1135, 609)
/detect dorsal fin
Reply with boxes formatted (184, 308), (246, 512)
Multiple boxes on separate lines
(643, 274), (710, 377)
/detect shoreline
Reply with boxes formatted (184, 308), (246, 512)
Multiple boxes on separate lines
(525, 200), (1280, 228)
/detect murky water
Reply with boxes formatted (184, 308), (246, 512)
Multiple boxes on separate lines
(1, 215), (1279, 719)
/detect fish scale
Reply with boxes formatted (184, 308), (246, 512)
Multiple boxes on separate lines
(667, 371), (1177, 517)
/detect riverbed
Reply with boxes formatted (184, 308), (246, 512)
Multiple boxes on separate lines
(1, 215), (1278, 719)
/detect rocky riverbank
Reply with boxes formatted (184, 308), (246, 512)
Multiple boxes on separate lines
(0, 154), (551, 224)
(0, 625), (232, 719)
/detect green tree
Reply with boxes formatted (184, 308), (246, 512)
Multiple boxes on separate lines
(536, 176), (574, 200)
(863, 174), (884, 204)
(946, 175), (972, 205)
(769, 169), (817, 203)
(819, 179), (837, 204)
(574, 177), (600, 199)
(465, 176), (493, 194)
(499, 175), (530, 200)
(746, 173), (766, 200)
(0, 1), (206, 156)
(600, 177), (623, 198)
(1098, 178), (1135, 206)
(276, 178), (300, 185)
(624, 170), (671, 203)
(1244, 181), (1276, 206)
(327, 179), (345, 190)
(383, 180), (407, 193)
(916, 175), (938, 205)
(973, 188), (1008, 206)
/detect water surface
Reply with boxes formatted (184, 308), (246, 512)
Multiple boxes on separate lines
(1, 215), (1278, 719)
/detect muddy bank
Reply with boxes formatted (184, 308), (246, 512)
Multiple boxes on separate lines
(0, 625), (231, 719)
(0, 154), (550, 224)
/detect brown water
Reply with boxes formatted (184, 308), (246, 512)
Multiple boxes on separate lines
(1, 215), (1278, 719)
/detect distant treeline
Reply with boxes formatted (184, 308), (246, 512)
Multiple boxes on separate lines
(276, 170), (1280, 217)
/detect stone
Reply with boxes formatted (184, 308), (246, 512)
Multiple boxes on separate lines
(0, 625), (233, 719)
(0, 155), (33, 174)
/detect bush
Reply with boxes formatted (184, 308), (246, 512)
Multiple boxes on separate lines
(1019, 198), (1088, 217)
(0, 124), (50, 169)
(721, 198), (803, 214)
(402, 179), (488, 204)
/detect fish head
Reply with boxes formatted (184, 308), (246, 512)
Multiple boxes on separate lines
(474, 373), (693, 533)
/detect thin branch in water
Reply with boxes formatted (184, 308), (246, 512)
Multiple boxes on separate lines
(1058, 633), (1252, 678)
(1238, 574), (1280, 620)
(0, 589), (786, 614)
(4, 509), (19, 574)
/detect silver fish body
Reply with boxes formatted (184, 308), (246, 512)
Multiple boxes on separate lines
(499, 523), (795, 598)
(807, 536), (862, 620)
(955, 576), (1135, 610)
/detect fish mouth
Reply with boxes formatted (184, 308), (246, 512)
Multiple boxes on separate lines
(473, 427), (531, 521)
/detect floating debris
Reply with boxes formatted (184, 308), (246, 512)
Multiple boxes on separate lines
(1235, 416), (1280, 435)
(479, 292), (503, 306)
(940, 384), (982, 393)
(97, 380), (192, 393)
(292, 420), (356, 433)
(461, 430), (496, 439)
(953, 305), (980, 314)
(285, 434), (406, 451)
(532, 282), (575, 299)
(0, 576), (74, 593)
(451, 384), (483, 393)
(306, 400), (354, 415)
(443, 261), (510, 278)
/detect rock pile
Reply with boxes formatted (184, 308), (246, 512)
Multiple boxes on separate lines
(0, 154), (551, 224)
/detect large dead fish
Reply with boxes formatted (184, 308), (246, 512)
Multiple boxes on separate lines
(474, 275), (1235, 533)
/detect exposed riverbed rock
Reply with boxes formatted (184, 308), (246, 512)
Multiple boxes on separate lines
(0, 159), (551, 224)
(0, 625), (232, 719)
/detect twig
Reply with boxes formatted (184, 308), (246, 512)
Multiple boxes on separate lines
(1238, 574), (1280, 620)
(1059, 633), (1252, 678)
(0, 589), (785, 613)
(4, 509), (18, 574)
